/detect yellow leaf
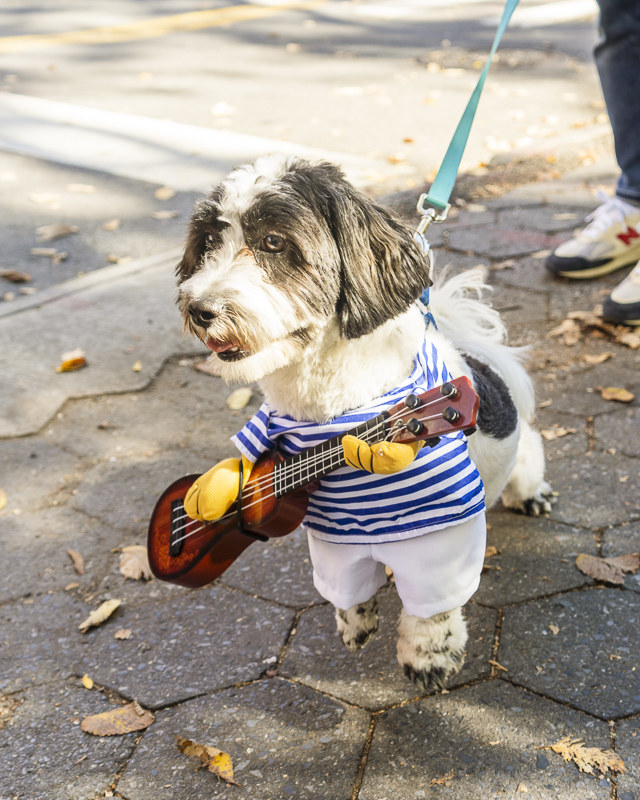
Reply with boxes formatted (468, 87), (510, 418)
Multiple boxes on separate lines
(81, 701), (154, 736)
(35, 222), (78, 242)
(598, 386), (634, 403)
(118, 546), (153, 581)
(177, 736), (239, 786)
(132, 360), (142, 372)
(546, 737), (625, 777)
(66, 548), (85, 575)
(56, 348), (87, 373)
(226, 387), (253, 411)
(81, 674), (94, 690)
(154, 186), (176, 201)
(79, 598), (122, 633)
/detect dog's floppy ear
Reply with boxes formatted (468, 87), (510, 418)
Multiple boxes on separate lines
(176, 188), (224, 284)
(306, 164), (431, 339)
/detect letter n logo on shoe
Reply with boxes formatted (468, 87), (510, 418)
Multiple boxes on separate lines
(617, 226), (640, 246)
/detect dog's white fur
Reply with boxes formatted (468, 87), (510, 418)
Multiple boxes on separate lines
(177, 154), (552, 692)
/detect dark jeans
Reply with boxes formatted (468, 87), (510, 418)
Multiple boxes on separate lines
(595, 0), (640, 203)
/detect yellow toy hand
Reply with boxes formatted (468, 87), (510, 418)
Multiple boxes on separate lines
(184, 455), (253, 521)
(342, 435), (423, 475)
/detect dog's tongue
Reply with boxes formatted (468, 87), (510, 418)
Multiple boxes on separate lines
(206, 336), (236, 354)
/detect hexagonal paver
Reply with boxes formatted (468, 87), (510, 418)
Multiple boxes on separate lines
(0, 592), (89, 693)
(116, 678), (369, 800)
(447, 224), (564, 258)
(601, 522), (640, 571)
(593, 406), (640, 459)
(544, 451), (640, 529)
(71, 451), (214, 533)
(0, 436), (80, 514)
(77, 586), (296, 708)
(280, 588), (496, 710)
(0, 507), (119, 603)
(220, 526), (324, 608)
(615, 717), (640, 800)
(475, 511), (597, 608)
(0, 680), (134, 800)
(359, 681), (612, 799)
(500, 588), (640, 718)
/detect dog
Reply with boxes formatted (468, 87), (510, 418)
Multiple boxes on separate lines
(176, 154), (553, 692)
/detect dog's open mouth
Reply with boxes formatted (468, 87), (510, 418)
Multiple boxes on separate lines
(205, 336), (250, 361)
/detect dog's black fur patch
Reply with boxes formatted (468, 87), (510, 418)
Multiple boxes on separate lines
(464, 355), (518, 439)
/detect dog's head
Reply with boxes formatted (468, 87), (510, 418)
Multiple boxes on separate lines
(177, 155), (430, 382)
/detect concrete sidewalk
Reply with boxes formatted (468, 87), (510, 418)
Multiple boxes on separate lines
(1, 154), (639, 800)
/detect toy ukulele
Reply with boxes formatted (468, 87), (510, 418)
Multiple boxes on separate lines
(147, 376), (479, 589)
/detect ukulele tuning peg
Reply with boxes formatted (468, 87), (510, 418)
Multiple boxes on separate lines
(442, 406), (460, 423)
(404, 393), (421, 409)
(440, 382), (458, 398)
(406, 418), (424, 435)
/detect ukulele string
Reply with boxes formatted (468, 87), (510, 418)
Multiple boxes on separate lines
(169, 400), (457, 546)
(172, 394), (451, 530)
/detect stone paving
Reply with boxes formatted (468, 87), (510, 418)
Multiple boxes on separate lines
(1, 164), (639, 800)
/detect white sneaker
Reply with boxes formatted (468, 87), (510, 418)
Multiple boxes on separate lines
(602, 260), (640, 326)
(546, 194), (640, 278)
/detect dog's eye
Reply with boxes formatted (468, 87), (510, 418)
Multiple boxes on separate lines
(261, 234), (285, 253)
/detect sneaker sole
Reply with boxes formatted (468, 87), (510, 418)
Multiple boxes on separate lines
(553, 253), (640, 279)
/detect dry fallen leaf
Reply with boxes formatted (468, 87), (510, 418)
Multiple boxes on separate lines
(548, 624), (560, 636)
(81, 674), (94, 690)
(547, 318), (581, 346)
(81, 701), (154, 736)
(154, 186), (176, 201)
(546, 737), (625, 777)
(66, 183), (95, 194)
(151, 210), (179, 220)
(488, 659), (508, 672)
(575, 553), (640, 585)
(618, 329), (640, 349)
(31, 247), (68, 264)
(0, 489), (6, 512)
(598, 386), (634, 403)
(56, 348), (87, 373)
(430, 770), (454, 787)
(132, 360), (142, 372)
(176, 737), (239, 786)
(119, 545), (153, 581)
(79, 598), (122, 632)
(485, 545), (500, 558)
(1, 269), (31, 283)
(35, 223), (79, 242)
(101, 218), (121, 231)
(66, 549), (85, 575)
(226, 387), (253, 411)
(114, 628), (132, 640)
(541, 427), (576, 441)
(583, 352), (613, 365)
(28, 192), (59, 205)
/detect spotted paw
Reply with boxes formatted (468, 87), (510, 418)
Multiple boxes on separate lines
(335, 596), (379, 652)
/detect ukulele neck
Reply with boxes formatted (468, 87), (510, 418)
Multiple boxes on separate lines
(272, 412), (387, 496)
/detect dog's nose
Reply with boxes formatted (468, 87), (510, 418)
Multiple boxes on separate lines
(187, 302), (220, 327)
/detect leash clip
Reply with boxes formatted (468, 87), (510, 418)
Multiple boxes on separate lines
(416, 194), (451, 236)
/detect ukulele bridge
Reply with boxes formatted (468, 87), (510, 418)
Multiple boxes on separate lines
(169, 499), (186, 556)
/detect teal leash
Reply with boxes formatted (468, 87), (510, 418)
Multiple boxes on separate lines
(415, 0), (520, 327)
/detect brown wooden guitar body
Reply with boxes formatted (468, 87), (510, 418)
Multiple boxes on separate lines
(147, 453), (309, 588)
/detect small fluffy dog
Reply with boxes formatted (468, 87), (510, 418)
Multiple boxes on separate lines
(177, 155), (552, 692)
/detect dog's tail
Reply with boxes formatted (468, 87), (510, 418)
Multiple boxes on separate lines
(429, 266), (536, 423)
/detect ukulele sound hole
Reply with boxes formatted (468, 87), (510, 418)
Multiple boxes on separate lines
(170, 499), (185, 556)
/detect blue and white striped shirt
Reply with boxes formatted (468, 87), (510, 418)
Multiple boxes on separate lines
(231, 336), (485, 544)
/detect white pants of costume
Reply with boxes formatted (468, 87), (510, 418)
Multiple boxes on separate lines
(306, 514), (486, 619)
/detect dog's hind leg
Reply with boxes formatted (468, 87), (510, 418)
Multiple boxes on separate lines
(501, 419), (554, 516)
(335, 596), (379, 651)
(397, 606), (467, 691)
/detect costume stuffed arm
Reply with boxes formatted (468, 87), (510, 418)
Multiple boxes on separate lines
(342, 435), (423, 474)
(184, 455), (253, 521)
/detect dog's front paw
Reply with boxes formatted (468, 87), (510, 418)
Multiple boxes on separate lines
(335, 597), (379, 651)
(397, 607), (467, 692)
(503, 479), (555, 516)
